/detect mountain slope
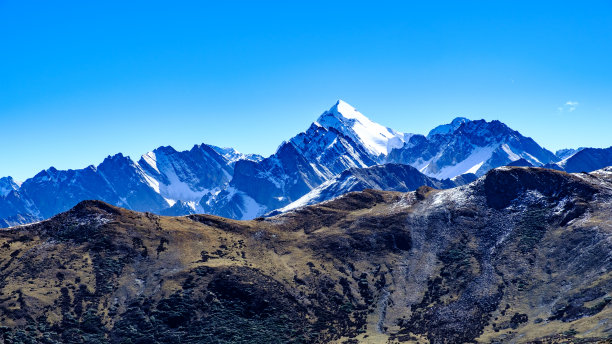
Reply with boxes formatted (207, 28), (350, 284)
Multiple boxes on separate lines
(555, 146), (612, 173)
(0, 176), (19, 197)
(387, 118), (560, 179)
(316, 100), (412, 159)
(2, 101), (609, 227)
(137, 144), (233, 204)
(275, 163), (473, 213)
(0, 144), (241, 227)
(0, 167), (611, 343)
(556, 147), (585, 160)
(209, 145), (264, 167)
(204, 101), (396, 219)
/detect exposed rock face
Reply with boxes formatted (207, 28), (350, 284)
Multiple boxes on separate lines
(208, 145), (264, 167)
(275, 163), (467, 213)
(0, 145), (239, 227)
(1, 101), (609, 227)
(208, 123), (378, 219)
(0, 177), (19, 197)
(137, 144), (234, 201)
(0, 166), (610, 343)
(387, 118), (560, 178)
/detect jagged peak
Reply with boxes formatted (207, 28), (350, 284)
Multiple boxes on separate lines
(191, 143), (216, 152)
(0, 176), (20, 197)
(427, 117), (472, 137)
(315, 100), (409, 157)
(151, 145), (178, 154)
(451, 116), (471, 124)
(102, 152), (130, 162)
(0, 176), (15, 183)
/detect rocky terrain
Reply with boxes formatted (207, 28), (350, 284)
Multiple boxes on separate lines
(275, 164), (476, 213)
(4, 100), (611, 227)
(3, 100), (590, 227)
(386, 118), (560, 179)
(0, 166), (611, 343)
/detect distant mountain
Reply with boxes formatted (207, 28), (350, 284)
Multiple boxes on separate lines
(545, 146), (612, 173)
(0, 189), (40, 228)
(1, 100), (610, 227)
(209, 145), (264, 167)
(201, 101), (403, 219)
(275, 163), (475, 213)
(137, 144), (233, 205)
(159, 200), (199, 216)
(0, 145), (260, 227)
(316, 100), (412, 159)
(427, 116), (470, 137)
(556, 147), (585, 160)
(0, 176), (19, 197)
(387, 118), (560, 179)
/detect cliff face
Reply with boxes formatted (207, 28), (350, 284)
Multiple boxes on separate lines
(0, 167), (611, 343)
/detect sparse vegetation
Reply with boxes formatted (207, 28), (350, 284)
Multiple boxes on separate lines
(0, 169), (611, 343)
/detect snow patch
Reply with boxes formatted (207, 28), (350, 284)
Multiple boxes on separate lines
(141, 152), (160, 174)
(428, 145), (497, 179)
(501, 144), (521, 161)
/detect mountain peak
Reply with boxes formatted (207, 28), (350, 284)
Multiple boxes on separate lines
(316, 100), (410, 158)
(451, 116), (470, 125)
(427, 117), (471, 137)
(328, 99), (363, 120)
(0, 176), (19, 197)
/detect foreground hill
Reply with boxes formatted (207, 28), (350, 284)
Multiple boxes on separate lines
(0, 167), (611, 343)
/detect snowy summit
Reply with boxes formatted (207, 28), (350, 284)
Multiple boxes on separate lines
(316, 100), (411, 159)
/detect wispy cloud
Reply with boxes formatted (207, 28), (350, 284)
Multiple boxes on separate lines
(559, 101), (579, 112)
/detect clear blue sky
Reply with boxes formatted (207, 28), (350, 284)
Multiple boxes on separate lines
(1, 1), (611, 181)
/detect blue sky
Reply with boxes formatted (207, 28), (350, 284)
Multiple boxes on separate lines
(1, 1), (611, 181)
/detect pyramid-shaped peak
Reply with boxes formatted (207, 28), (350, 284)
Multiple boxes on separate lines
(316, 100), (410, 157)
(327, 99), (366, 121)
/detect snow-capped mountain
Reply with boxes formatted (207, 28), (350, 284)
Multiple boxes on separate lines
(426, 117), (470, 137)
(203, 126), (376, 219)
(209, 146), (263, 167)
(387, 118), (560, 179)
(0, 187), (39, 228)
(0, 144), (259, 227)
(137, 144), (233, 206)
(1, 100), (610, 227)
(0, 177), (19, 197)
(201, 100), (401, 219)
(273, 163), (476, 214)
(317, 100), (412, 159)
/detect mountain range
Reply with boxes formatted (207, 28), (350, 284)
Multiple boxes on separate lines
(0, 166), (610, 343)
(1, 100), (611, 227)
